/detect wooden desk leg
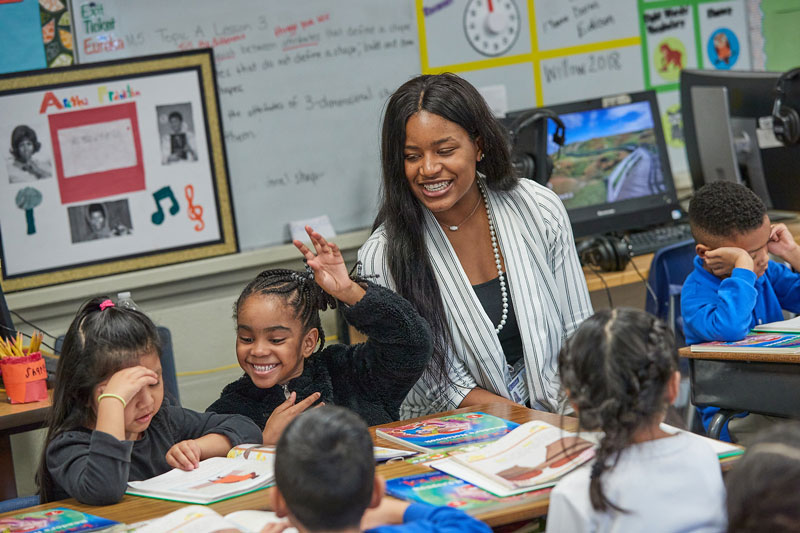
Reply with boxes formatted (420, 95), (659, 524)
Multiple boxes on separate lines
(0, 432), (18, 500)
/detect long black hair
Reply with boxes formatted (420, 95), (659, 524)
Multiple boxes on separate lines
(374, 72), (515, 387)
(234, 268), (342, 355)
(558, 308), (678, 512)
(37, 296), (161, 502)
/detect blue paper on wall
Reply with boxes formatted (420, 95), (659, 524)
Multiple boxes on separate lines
(0, 0), (47, 75)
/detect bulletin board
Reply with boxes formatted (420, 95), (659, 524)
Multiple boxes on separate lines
(0, 49), (237, 292)
(418, 0), (756, 188)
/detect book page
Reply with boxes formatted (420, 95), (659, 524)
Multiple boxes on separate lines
(450, 421), (598, 490)
(225, 510), (297, 533)
(133, 506), (243, 533)
(127, 457), (274, 502)
(752, 315), (800, 332)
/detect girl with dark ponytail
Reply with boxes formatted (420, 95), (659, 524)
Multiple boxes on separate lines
(546, 308), (726, 532)
(207, 226), (432, 444)
(37, 297), (261, 505)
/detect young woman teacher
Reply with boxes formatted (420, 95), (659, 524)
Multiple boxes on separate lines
(358, 73), (593, 418)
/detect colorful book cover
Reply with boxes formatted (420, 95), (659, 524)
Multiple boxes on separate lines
(377, 412), (519, 452)
(384, 472), (548, 513)
(0, 507), (118, 533)
(690, 332), (800, 352)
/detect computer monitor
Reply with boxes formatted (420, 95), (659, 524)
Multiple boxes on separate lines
(507, 90), (680, 238)
(680, 69), (800, 211)
(0, 284), (16, 342)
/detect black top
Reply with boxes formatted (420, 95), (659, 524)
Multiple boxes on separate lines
(46, 406), (262, 505)
(207, 282), (433, 428)
(472, 276), (524, 367)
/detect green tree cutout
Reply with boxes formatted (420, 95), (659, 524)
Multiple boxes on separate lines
(15, 187), (42, 235)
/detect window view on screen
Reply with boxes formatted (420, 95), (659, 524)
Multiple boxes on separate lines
(546, 101), (666, 210)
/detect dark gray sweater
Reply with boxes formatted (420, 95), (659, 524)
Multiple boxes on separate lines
(45, 405), (262, 505)
(207, 282), (433, 427)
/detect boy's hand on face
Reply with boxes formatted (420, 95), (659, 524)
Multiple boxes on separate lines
(768, 223), (799, 260)
(703, 247), (754, 277)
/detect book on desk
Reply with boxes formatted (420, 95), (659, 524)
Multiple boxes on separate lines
(690, 332), (800, 354)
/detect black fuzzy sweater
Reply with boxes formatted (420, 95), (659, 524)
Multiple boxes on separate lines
(206, 282), (433, 427)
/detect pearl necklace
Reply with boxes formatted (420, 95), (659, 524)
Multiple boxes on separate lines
(478, 182), (508, 334)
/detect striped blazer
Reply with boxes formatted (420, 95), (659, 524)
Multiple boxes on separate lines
(358, 178), (593, 418)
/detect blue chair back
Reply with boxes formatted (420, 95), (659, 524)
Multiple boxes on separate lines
(0, 494), (39, 513)
(645, 238), (697, 347)
(54, 325), (180, 406)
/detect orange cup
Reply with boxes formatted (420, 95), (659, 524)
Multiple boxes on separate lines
(0, 352), (48, 403)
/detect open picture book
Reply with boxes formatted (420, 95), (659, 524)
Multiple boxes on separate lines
(689, 332), (800, 353)
(428, 420), (744, 498)
(0, 507), (120, 533)
(130, 505), (296, 533)
(751, 315), (800, 333)
(376, 412), (519, 452)
(126, 443), (415, 504)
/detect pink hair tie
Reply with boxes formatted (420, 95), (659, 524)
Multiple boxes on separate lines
(99, 299), (115, 311)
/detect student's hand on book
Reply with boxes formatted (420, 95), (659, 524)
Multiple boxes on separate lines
(262, 391), (323, 445)
(166, 439), (202, 470)
(293, 226), (365, 306)
(259, 520), (294, 533)
(703, 247), (753, 277)
(100, 365), (160, 406)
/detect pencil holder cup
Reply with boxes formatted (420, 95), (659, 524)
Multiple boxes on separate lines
(0, 351), (48, 403)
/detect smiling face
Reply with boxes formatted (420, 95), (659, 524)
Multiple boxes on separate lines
(169, 116), (182, 133)
(93, 351), (163, 441)
(236, 293), (318, 389)
(403, 110), (482, 216)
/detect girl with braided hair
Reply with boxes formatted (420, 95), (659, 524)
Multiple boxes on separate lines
(207, 226), (433, 445)
(545, 308), (726, 532)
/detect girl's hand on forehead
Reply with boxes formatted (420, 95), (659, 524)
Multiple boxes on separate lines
(292, 225), (352, 297)
(100, 365), (159, 404)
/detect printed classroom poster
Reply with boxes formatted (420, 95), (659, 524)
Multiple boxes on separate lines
(0, 50), (236, 292)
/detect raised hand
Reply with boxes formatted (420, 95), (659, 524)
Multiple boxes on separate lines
(293, 226), (365, 305)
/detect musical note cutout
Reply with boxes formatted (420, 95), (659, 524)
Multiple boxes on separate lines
(185, 184), (205, 232)
(151, 186), (180, 225)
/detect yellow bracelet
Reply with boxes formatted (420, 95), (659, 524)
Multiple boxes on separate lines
(97, 393), (127, 408)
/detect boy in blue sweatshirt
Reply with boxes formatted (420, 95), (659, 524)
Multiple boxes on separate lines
(682, 181), (800, 443)
(265, 406), (491, 533)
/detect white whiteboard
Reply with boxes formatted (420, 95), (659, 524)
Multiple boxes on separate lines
(72, 0), (420, 250)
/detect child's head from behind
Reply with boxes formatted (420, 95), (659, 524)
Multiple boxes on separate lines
(38, 296), (163, 500)
(689, 182), (770, 277)
(558, 308), (679, 511)
(273, 406), (378, 532)
(726, 422), (800, 533)
(234, 269), (336, 389)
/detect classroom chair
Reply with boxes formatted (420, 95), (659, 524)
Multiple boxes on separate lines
(645, 238), (698, 429)
(54, 326), (181, 406)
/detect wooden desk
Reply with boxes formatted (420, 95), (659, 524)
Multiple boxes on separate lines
(680, 346), (800, 437)
(0, 403), (564, 527)
(0, 390), (52, 501)
(582, 253), (652, 293)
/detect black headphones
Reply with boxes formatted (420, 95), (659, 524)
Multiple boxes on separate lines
(507, 108), (566, 184)
(772, 67), (800, 145)
(576, 235), (632, 272)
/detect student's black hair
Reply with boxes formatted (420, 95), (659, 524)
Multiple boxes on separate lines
(688, 181), (767, 242)
(10, 125), (41, 161)
(168, 111), (183, 122)
(36, 296), (162, 502)
(558, 307), (678, 512)
(726, 422), (800, 533)
(275, 406), (374, 531)
(372, 72), (514, 388)
(234, 268), (341, 355)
